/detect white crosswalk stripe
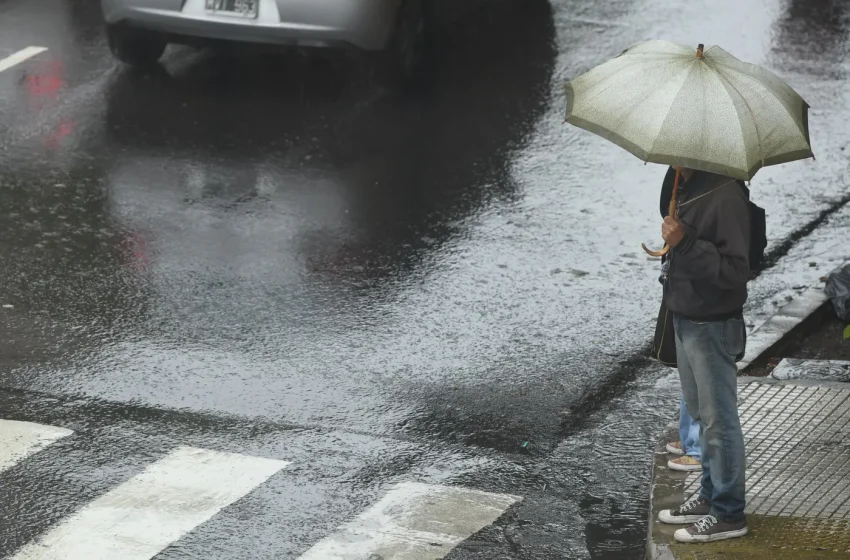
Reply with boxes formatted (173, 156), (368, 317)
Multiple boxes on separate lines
(0, 419), (520, 559)
(297, 482), (521, 560)
(0, 46), (48, 73)
(0, 419), (72, 473)
(11, 446), (290, 560)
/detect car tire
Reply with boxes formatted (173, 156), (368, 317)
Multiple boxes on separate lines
(384, 0), (430, 91)
(107, 24), (167, 69)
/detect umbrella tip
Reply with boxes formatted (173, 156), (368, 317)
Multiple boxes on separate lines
(696, 44), (705, 58)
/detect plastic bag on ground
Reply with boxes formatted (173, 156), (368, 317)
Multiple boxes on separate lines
(825, 264), (850, 321)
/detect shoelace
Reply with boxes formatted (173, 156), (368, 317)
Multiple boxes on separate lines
(678, 496), (703, 513)
(694, 515), (718, 533)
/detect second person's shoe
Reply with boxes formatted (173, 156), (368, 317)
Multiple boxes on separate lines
(665, 441), (685, 456)
(668, 456), (702, 472)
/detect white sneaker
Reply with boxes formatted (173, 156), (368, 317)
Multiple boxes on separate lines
(668, 455), (702, 472)
(666, 441), (685, 456)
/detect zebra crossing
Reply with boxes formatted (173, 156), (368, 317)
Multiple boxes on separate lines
(0, 420), (72, 473)
(0, 419), (521, 559)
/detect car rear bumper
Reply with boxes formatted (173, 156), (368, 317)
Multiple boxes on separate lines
(101, 0), (400, 51)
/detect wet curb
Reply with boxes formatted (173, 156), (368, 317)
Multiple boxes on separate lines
(644, 426), (680, 560)
(738, 263), (846, 372)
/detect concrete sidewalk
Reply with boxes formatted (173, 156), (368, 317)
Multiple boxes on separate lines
(647, 360), (850, 560)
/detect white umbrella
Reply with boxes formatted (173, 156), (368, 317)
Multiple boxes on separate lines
(564, 41), (813, 255)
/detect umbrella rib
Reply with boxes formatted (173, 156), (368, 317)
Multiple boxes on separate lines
(712, 66), (765, 169)
(644, 62), (698, 164)
(715, 62), (812, 145)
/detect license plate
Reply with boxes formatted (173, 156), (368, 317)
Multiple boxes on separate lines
(205, 0), (258, 18)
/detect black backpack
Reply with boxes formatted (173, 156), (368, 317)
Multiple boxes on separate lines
(659, 168), (767, 269)
(739, 182), (767, 270)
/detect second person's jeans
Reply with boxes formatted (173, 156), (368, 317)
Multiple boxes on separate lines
(674, 315), (747, 523)
(679, 396), (701, 461)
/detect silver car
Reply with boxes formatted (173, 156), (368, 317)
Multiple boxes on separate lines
(101, 0), (441, 86)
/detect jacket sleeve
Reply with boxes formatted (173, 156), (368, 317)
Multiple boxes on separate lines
(673, 194), (750, 288)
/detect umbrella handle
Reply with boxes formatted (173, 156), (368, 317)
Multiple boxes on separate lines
(642, 242), (670, 257)
(642, 167), (681, 257)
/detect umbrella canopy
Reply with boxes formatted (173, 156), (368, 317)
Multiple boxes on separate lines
(564, 40), (813, 181)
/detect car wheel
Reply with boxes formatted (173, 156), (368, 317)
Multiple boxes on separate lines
(385, 0), (430, 91)
(107, 24), (167, 69)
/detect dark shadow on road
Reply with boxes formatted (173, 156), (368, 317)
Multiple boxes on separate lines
(65, 0), (107, 47)
(770, 0), (849, 77)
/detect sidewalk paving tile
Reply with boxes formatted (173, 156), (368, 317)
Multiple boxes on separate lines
(648, 373), (850, 559)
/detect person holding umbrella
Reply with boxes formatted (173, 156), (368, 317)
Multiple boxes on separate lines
(564, 41), (813, 543)
(656, 164), (750, 541)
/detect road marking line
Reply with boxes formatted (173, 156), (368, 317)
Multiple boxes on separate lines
(298, 482), (521, 560)
(0, 419), (73, 473)
(12, 446), (289, 560)
(0, 47), (48, 73)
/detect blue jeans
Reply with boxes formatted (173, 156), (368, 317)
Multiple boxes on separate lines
(674, 315), (746, 523)
(679, 397), (701, 461)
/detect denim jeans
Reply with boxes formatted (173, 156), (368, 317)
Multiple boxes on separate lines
(679, 396), (702, 461)
(674, 315), (746, 522)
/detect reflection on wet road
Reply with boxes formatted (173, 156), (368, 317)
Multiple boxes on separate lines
(0, 0), (848, 557)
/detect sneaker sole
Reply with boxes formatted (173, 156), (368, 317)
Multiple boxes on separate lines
(674, 527), (748, 543)
(658, 510), (707, 525)
(665, 444), (685, 456)
(667, 460), (702, 472)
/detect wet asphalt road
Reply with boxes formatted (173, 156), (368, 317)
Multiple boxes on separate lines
(0, 0), (849, 558)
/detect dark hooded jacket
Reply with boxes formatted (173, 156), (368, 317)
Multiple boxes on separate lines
(662, 169), (751, 320)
